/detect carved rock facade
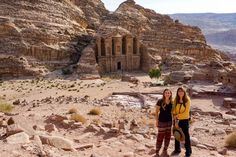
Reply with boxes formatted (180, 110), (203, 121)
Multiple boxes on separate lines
(96, 32), (140, 74)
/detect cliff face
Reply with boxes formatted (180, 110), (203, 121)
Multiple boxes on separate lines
(96, 0), (235, 85)
(72, 0), (109, 29)
(103, 1), (215, 54)
(0, 0), (88, 76)
(99, 0), (230, 71)
(0, 0), (232, 78)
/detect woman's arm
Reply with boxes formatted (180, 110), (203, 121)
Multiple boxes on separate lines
(156, 106), (160, 127)
(177, 99), (191, 119)
(171, 102), (179, 127)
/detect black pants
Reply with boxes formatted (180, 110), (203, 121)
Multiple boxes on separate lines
(174, 119), (192, 156)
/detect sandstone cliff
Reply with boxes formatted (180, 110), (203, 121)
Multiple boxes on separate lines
(0, 0), (89, 77)
(99, 0), (229, 71)
(72, 0), (109, 29)
(0, 0), (232, 79)
(95, 0), (235, 86)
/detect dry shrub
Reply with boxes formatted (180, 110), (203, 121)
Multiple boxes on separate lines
(89, 108), (101, 115)
(0, 100), (14, 113)
(70, 114), (86, 124)
(225, 131), (236, 148)
(68, 107), (78, 114)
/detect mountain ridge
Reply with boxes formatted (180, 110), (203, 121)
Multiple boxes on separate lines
(170, 13), (236, 60)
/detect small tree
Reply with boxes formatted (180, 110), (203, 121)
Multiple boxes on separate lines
(148, 68), (161, 80)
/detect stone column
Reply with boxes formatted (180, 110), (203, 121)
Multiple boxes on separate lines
(113, 33), (122, 56)
(126, 35), (133, 71)
(96, 37), (101, 57)
(105, 37), (112, 56)
(134, 37), (140, 54)
(101, 38), (106, 56)
(126, 35), (133, 55)
(104, 37), (112, 72)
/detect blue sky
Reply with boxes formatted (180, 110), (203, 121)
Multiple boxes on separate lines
(101, 0), (236, 14)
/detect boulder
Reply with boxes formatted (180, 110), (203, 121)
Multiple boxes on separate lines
(46, 114), (68, 124)
(44, 124), (58, 133)
(39, 135), (74, 151)
(123, 152), (134, 157)
(85, 124), (100, 132)
(122, 75), (139, 84)
(225, 109), (236, 116)
(6, 132), (30, 144)
(213, 128), (226, 135)
(196, 144), (208, 150)
(223, 98), (236, 108)
(167, 71), (193, 84)
(191, 137), (200, 146)
(218, 148), (227, 155)
(7, 117), (15, 125)
(6, 124), (24, 136)
(75, 143), (94, 150)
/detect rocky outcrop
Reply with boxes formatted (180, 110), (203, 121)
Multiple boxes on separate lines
(83, 0), (233, 84)
(223, 98), (236, 108)
(222, 67), (236, 89)
(0, 55), (43, 77)
(0, 0), (88, 76)
(76, 45), (100, 79)
(72, 0), (109, 29)
(0, 0), (234, 80)
(161, 51), (236, 84)
(99, 0), (229, 71)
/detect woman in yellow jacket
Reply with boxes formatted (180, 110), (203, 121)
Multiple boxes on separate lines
(172, 87), (192, 157)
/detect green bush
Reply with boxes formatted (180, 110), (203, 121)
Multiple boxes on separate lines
(148, 68), (161, 79)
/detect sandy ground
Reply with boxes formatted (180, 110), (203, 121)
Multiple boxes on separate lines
(0, 72), (236, 157)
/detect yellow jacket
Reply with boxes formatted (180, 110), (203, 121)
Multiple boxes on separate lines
(172, 97), (191, 120)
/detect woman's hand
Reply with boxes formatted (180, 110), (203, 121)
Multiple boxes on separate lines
(174, 114), (178, 120)
(175, 122), (179, 128)
(174, 119), (179, 128)
(156, 120), (158, 127)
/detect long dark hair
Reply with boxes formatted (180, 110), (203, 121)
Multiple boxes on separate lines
(175, 87), (188, 107)
(160, 89), (172, 110)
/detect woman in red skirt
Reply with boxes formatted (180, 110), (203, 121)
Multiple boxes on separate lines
(155, 89), (173, 157)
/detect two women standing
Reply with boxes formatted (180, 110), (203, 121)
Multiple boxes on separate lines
(155, 87), (192, 157)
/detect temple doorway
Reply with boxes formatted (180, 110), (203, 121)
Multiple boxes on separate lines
(117, 62), (121, 70)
